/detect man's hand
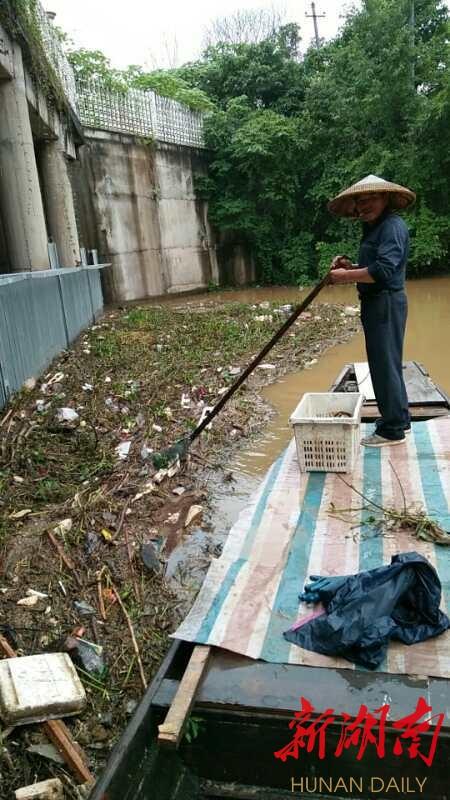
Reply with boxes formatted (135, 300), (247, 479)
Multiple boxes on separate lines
(330, 255), (353, 270)
(329, 268), (352, 285)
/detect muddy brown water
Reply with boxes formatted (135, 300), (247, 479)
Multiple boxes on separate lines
(160, 276), (450, 476)
(233, 276), (450, 475)
(158, 276), (449, 587)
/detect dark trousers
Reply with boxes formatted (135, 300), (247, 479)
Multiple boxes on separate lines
(360, 291), (410, 440)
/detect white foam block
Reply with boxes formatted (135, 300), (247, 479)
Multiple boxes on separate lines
(0, 652), (86, 725)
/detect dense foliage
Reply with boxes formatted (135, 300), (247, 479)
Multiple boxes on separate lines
(68, 0), (450, 283)
(67, 49), (214, 111)
(0, 0), (68, 110)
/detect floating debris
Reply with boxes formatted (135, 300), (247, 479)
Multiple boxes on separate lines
(185, 505), (203, 528)
(141, 542), (160, 573)
(56, 407), (79, 423)
(116, 441), (131, 460)
(16, 595), (39, 607)
(9, 509), (32, 520)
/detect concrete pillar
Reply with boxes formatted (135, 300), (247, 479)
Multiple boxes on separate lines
(39, 141), (81, 267)
(0, 42), (49, 270)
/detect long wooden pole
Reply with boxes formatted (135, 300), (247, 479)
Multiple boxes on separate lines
(190, 273), (330, 442)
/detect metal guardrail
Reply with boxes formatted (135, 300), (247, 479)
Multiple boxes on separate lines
(0, 265), (108, 410)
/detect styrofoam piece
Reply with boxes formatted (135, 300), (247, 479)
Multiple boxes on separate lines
(15, 777), (63, 800)
(290, 392), (364, 473)
(0, 652), (86, 725)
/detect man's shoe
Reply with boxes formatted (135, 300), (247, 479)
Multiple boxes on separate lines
(361, 433), (406, 448)
(404, 425), (411, 435)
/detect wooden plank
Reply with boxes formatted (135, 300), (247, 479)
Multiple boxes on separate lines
(404, 361), (445, 404)
(354, 361), (448, 405)
(354, 361), (375, 400)
(153, 658), (445, 722)
(362, 404), (450, 421)
(329, 364), (351, 393)
(44, 719), (95, 785)
(158, 645), (210, 749)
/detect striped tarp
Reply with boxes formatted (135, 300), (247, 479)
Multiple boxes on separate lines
(173, 419), (450, 677)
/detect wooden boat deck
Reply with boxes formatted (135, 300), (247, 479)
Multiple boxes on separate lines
(332, 360), (450, 421)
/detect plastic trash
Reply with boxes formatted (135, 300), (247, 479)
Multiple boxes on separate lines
(140, 444), (153, 461)
(27, 742), (65, 765)
(115, 441), (131, 460)
(65, 636), (105, 675)
(185, 505), (203, 528)
(74, 601), (96, 617)
(56, 408), (79, 423)
(141, 542), (160, 573)
(85, 532), (99, 555)
(284, 552), (450, 670)
(105, 397), (119, 412)
(53, 518), (72, 536)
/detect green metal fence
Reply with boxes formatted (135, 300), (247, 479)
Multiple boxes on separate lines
(0, 265), (107, 409)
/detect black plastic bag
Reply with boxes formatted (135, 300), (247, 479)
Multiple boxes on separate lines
(284, 552), (450, 669)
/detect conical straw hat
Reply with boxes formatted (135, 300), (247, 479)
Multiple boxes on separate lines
(328, 174), (416, 218)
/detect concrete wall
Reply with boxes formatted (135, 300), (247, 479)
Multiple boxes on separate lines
(0, 20), (82, 273)
(71, 130), (165, 301)
(155, 143), (219, 294)
(73, 130), (254, 303)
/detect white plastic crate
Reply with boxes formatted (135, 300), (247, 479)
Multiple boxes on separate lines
(290, 393), (364, 473)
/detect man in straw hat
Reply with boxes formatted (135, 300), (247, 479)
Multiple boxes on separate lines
(328, 175), (416, 447)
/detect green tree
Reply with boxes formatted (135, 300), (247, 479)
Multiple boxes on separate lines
(67, 49), (213, 110)
(177, 24), (305, 115)
(68, 48), (129, 90)
(67, 0), (450, 283)
(195, 0), (450, 282)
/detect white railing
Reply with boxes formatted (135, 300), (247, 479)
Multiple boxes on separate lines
(76, 80), (206, 148)
(35, 3), (78, 111)
(35, 1), (206, 147)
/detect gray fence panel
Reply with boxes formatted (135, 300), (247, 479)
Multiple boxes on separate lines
(0, 275), (66, 394)
(87, 269), (103, 317)
(0, 267), (107, 411)
(0, 291), (14, 402)
(0, 368), (6, 407)
(58, 270), (94, 342)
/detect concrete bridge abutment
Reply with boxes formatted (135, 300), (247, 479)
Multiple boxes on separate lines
(0, 42), (49, 270)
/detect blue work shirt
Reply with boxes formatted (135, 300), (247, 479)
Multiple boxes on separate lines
(357, 211), (410, 297)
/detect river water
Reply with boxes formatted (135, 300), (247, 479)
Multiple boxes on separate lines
(158, 276), (450, 587)
(165, 276), (450, 476)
